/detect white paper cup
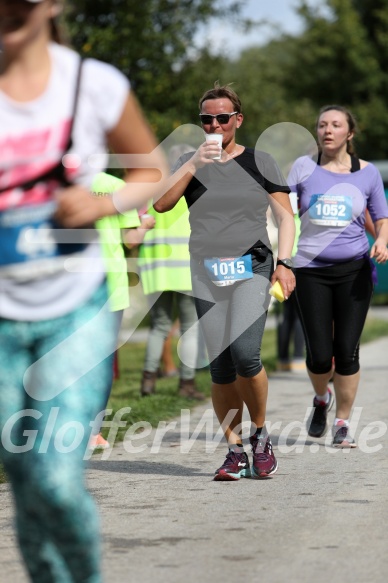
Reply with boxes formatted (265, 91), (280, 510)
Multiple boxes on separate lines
(205, 133), (223, 160)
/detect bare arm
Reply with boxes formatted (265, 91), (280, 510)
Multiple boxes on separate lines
(365, 209), (376, 238)
(269, 191), (296, 299)
(153, 160), (196, 212)
(153, 139), (223, 213)
(55, 93), (168, 227)
(370, 218), (388, 263)
(124, 214), (156, 247)
(109, 93), (168, 214)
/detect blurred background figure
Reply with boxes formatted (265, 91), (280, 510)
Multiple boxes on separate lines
(276, 192), (306, 372)
(137, 144), (204, 400)
(158, 318), (179, 378)
(89, 172), (151, 450)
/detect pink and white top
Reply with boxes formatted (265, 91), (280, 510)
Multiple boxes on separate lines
(0, 43), (129, 320)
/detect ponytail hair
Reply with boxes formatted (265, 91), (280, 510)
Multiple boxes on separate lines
(49, 2), (68, 46)
(49, 18), (64, 44)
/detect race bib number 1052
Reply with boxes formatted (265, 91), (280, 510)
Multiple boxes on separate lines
(309, 194), (353, 227)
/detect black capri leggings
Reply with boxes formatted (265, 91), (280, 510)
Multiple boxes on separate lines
(190, 252), (273, 384)
(294, 258), (373, 376)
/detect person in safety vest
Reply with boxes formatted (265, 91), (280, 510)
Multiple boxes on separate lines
(137, 145), (204, 400)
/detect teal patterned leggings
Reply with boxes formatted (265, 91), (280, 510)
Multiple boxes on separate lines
(0, 283), (117, 582)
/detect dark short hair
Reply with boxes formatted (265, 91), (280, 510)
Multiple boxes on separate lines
(316, 105), (358, 155)
(199, 82), (242, 113)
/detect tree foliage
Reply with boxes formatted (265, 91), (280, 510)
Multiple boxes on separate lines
(216, 0), (388, 158)
(280, 0), (388, 157)
(65, 0), (243, 138)
(219, 40), (317, 150)
(65, 0), (388, 158)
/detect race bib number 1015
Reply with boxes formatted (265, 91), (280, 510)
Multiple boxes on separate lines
(204, 255), (253, 287)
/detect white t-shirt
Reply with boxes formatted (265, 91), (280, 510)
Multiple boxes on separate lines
(0, 43), (129, 320)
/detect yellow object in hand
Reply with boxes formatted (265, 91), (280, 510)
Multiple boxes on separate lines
(269, 280), (285, 303)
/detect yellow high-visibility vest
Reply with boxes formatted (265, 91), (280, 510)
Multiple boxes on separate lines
(138, 198), (192, 295)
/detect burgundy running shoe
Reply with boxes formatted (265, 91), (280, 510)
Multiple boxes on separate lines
(214, 450), (251, 481)
(249, 433), (278, 478)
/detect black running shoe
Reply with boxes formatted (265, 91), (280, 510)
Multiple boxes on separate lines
(307, 388), (334, 437)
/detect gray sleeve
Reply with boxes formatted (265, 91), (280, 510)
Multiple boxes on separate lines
(170, 151), (196, 175)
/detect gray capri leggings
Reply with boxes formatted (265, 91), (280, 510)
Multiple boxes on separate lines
(190, 252), (273, 384)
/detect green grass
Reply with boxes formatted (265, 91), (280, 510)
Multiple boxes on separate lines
(104, 328), (277, 442)
(0, 316), (386, 484)
(371, 293), (388, 306)
(359, 317), (388, 344)
(100, 315), (387, 442)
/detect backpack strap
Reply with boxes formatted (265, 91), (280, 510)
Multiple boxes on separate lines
(61, 56), (84, 154)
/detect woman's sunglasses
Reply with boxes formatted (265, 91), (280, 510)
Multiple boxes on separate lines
(199, 112), (238, 125)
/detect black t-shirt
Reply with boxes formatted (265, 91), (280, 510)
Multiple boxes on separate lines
(172, 147), (290, 258)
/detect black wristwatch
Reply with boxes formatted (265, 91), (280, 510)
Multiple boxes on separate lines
(277, 258), (294, 269)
